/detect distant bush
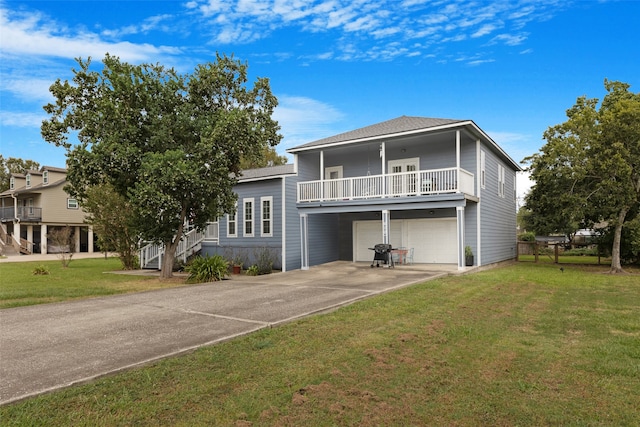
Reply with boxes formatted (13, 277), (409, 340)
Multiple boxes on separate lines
(518, 232), (536, 242)
(563, 247), (599, 256)
(185, 255), (228, 283)
(32, 265), (50, 275)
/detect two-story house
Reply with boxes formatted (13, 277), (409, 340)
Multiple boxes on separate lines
(202, 116), (521, 271)
(0, 166), (95, 255)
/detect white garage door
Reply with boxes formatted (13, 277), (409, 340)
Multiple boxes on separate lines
(353, 220), (402, 262)
(354, 218), (457, 264)
(407, 219), (457, 264)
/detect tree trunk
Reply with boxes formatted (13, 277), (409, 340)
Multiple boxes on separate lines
(160, 239), (179, 279)
(159, 210), (187, 279)
(609, 206), (629, 274)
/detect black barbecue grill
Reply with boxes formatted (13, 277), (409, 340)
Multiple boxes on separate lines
(369, 243), (394, 268)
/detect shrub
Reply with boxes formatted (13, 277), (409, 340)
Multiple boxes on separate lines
(246, 265), (259, 276)
(518, 231), (536, 242)
(32, 265), (50, 275)
(185, 255), (228, 283)
(253, 246), (276, 275)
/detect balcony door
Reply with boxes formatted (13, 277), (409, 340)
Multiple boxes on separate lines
(388, 158), (419, 196)
(324, 166), (344, 200)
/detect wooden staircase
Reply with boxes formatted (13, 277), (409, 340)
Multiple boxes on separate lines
(139, 228), (205, 270)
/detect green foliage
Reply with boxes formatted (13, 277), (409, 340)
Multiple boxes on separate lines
(253, 246), (277, 274)
(42, 53), (282, 278)
(185, 255), (229, 283)
(32, 265), (50, 275)
(0, 155), (40, 192)
(47, 226), (75, 268)
(464, 245), (473, 256)
(82, 183), (139, 270)
(245, 265), (259, 276)
(518, 231), (536, 242)
(523, 80), (640, 272)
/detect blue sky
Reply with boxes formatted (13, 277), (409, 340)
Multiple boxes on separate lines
(1, 0), (638, 200)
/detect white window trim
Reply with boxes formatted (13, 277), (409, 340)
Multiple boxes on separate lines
(480, 150), (486, 189)
(324, 165), (343, 180)
(67, 198), (78, 209)
(243, 198), (254, 237)
(227, 203), (237, 238)
(9, 177), (14, 190)
(26, 174), (31, 188)
(43, 171), (49, 185)
(261, 196), (273, 237)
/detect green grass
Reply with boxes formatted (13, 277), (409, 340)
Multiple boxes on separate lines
(1, 263), (639, 425)
(0, 258), (187, 308)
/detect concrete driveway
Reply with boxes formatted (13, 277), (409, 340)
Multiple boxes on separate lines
(0, 261), (457, 405)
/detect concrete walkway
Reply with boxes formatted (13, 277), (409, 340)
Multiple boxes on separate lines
(0, 261), (460, 405)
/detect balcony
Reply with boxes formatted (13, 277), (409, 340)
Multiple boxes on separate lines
(297, 167), (474, 203)
(0, 206), (43, 222)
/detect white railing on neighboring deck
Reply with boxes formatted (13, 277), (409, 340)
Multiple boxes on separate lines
(297, 167), (475, 203)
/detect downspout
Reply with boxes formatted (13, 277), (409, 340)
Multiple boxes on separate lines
(380, 142), (386, 197)
(320, 150), (324, 201)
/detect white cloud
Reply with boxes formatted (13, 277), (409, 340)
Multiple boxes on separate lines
(0, 111), (45, 127)
(0, 6), (181, 63)
(273, 95), (345, 151)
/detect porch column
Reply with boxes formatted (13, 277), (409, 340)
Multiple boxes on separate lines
(382, 210), (390, 244)
(457, 206), (465, 270)
(41, 224), (47, 254)
(88, 226), (94, 253)
(26, 225), (33, 245)
(380, 142), (386, 197)
(74, 226), (81, 253)
(320, 151), (324, 201)
(13, 221), (20, 248)
(456, 130), (461, 176)
(300, 213), (309, 270)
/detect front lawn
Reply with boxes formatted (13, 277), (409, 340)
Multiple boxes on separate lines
(0, 258), (187, 309)
(1, 263), (638, 425)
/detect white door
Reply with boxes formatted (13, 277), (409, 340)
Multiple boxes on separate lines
(388, 158), (419, 196)
(406, 219), (457, 263)
(324, 166), (343, 199)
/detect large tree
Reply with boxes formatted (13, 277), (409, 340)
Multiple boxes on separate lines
(42, 53), (281, 278)
(0, 156), (40, 192)
(524, 80), (640, 273)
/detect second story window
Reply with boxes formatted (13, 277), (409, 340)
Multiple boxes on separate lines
(244, 198), (254, 237)
(480, 150), (486, 189)
(67, 198), (78, 209)
(498, 164), (505, 198)
(10, 177), (15, 190)
(43, 171), (49, 185)
(26, 174), (31, 188)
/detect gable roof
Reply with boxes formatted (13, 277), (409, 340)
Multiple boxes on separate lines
(288, 116), (465, 152)
(287, 115), (521, 171)
(238, 164), (295, 182)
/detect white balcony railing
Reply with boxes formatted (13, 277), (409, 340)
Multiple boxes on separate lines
(297, 167), (474, 203)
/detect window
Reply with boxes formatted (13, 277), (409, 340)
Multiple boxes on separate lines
(26, 174), (31, 188)
(67, 198), (78, 209)
(498, 164), (505, 198)
(480, 150), (486, 189)
(261, 196), (273, 237)
(9, 177), (14, 190)
(244, 198), (254, 237)
(43, 171), (49, 185)
(227, 204), (237, 238)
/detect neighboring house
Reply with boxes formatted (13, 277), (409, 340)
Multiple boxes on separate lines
(202, 116), (522, 271)
(0, 166), (94, 255)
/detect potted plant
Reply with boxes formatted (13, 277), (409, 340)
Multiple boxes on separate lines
(465, 246), (474, 266)
(231, 249), (247, 274)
